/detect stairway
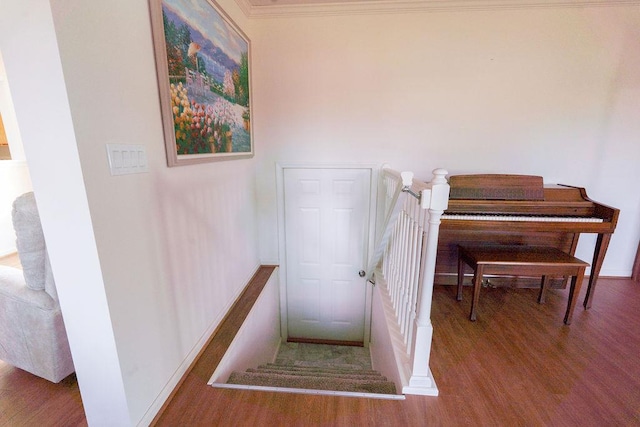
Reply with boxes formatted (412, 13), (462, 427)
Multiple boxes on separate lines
(227, 363), (397, 395)
(224, 343), (399, 398)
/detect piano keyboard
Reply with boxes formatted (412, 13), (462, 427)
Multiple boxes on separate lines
(442, 214), (604, 223)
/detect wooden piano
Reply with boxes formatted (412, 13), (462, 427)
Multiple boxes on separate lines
(436, 174), (619, 309)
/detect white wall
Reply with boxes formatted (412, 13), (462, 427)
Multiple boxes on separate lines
(49, 0), (259, 423)
(0, 51), (32, 256)
(2, 0), (260, 425)
(369, 282), (404, 393)
(0, 1), (131, 424)
(0, 50), (25, 161)
(252, 6), (640, 276)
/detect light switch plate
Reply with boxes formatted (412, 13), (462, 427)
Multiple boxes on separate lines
(106, 144), (149, 175)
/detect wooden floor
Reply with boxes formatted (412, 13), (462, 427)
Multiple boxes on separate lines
(153, 275), (640, 426)
(1, 271), (639, 425)
(0, 252), (21, 269)
(0, 363), (85, 427)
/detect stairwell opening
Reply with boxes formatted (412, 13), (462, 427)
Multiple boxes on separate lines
(220, 342), (403, 399)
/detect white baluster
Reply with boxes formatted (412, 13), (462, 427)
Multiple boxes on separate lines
(401, 198), (418, 340)
(399, 201), (414, 322)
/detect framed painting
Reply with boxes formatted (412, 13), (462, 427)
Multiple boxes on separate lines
(149, 0), (253, 166)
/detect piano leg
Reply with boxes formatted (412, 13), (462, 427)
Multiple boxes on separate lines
(584, 233), (612, 309)
(538, 275), (551, 304)
(470, 266), (483, 321)
(457, 254), (465, 301)
(565, 266), (586, 325)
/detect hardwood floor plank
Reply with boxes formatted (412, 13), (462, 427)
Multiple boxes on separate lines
(0, 363), (85, 427)
(435, 280), (640, 425)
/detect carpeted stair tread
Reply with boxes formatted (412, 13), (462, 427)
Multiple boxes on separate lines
(253, 365), (384, 378)
(260, 363), (380, 376)
(227, 371), (397, 395)
(247, 367), (388, 381)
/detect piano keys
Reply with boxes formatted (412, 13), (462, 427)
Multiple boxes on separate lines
(436, 174), (619, 309)
(443, 214), (604, 223)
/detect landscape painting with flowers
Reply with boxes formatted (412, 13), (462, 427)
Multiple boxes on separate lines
(150, 0), (252, 165)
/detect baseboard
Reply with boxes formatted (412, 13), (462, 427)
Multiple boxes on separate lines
(402, 368), (439, 396)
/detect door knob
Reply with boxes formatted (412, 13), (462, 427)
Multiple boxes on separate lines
(359, 270), (366, 277)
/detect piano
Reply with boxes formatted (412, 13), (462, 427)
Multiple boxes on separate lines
(436, 174), (619, 308)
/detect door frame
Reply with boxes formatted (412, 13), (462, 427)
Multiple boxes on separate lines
(276, 163), (380, 346)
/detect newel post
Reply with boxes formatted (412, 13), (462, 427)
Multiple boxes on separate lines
(404, 168), (449, 396)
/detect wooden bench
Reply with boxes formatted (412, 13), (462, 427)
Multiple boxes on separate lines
(457, 245), (589, 325)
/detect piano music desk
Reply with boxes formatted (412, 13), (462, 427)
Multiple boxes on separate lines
(457, 245), (589, 325)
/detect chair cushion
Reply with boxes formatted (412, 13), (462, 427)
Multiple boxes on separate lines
(12, 192), (46, 291)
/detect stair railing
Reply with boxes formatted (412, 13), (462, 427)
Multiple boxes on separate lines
(370, 166), (449, 395)
(365, 169), (406, 283)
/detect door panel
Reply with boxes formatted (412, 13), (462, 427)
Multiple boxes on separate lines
(284, 168), (371, 342)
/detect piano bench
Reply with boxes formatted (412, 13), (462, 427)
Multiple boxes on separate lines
(456, 245), (589, 325)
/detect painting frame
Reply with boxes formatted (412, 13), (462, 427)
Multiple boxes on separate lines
(149, 0), (253, 166)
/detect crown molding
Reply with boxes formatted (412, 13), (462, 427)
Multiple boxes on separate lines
(234, 0), (640, 18)
(234, 0), (254, 17)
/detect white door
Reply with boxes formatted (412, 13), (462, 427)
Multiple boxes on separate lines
(284, 168), (371, 343)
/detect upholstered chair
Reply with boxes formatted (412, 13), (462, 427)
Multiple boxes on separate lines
(0, 192), (74, 382)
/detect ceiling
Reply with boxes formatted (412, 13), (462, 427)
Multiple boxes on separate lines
(246, 0), (374, 5)
(238, 0), (640, 17)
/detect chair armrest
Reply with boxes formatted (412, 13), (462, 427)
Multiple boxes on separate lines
(0, 266), (56, 310)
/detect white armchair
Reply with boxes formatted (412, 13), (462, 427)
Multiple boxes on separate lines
(0, 192), (74, 382)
